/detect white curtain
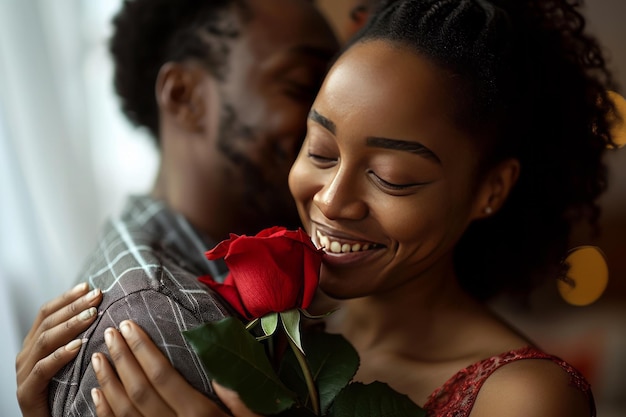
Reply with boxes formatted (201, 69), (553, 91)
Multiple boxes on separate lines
(0, 1), (157, 415)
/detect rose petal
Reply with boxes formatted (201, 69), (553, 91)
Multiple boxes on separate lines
(198, 227), (322, 319)
(200, 275), (251, 319)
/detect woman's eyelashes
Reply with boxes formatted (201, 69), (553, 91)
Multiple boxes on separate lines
(307, 149), (424, 193)
(307, 151), (337, 166)
(367, 170), (424, 192)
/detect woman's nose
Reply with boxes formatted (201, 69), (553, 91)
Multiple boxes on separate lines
(313, 168), (368, 220)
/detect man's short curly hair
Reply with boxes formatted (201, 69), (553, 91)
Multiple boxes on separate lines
(355, 0), (620, 300)
(109, 0), (249, 144)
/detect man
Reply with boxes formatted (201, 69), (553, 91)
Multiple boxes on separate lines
(315, 0), (381, 44)
(45, 1), (338, 415)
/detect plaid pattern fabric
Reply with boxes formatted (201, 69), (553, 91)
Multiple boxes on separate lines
(49, 195), (232, 417)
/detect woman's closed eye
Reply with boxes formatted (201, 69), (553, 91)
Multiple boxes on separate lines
(307, 151), (337, 167)
(367, 170), (426, 192)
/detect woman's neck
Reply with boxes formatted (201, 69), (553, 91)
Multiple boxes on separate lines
(328, 266), (452, 346)
(324, 263), (510, 362)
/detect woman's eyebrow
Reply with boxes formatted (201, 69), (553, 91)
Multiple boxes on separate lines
(309, 109), (440, 163)
(308, 109), (336, 134)
(366, 136), (441, 163)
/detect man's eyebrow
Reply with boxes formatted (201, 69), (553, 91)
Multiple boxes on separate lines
(308, 109), (336, 134)
(366, 136), (441, 163)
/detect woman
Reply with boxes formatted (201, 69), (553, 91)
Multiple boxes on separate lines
(18, 0), (619, 415)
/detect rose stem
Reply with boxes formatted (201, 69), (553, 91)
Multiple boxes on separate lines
(287, 336), (320, 415)
(245, 318), (259, 330)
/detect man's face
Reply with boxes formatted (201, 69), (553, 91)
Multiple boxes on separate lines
(199, 0), (338, 239)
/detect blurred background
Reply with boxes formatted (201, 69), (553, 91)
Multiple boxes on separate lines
(0, 0), (624, 416)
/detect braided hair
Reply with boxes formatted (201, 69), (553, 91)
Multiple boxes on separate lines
(109, 0), (250, 144)
(353, 0), (620, 300)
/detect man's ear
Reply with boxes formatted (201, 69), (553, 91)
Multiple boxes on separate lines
(155, 62), (208, 133)
(472, 158), (520, 219)
(345, 3), (370, 39)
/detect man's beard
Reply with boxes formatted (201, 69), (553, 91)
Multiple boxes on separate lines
(216, 103), (302, 232)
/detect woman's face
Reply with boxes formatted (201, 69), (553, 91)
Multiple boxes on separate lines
(289, 40), (489, 299)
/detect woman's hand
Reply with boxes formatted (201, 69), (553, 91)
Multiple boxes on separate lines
(92, 320), (262, 417)
(16, 282), (102, 417)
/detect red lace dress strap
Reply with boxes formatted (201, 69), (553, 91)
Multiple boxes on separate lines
(423, 346), (596, 417)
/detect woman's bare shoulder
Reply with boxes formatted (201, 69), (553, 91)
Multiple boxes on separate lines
(469, 358), (593, 417)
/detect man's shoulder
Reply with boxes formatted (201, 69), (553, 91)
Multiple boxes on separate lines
(83, 242), (228, 319)
(79, 213), (176, 284)
(80, 199), (218, 288)
(49, 279), (229, 417)
(77, 213), (230, 320)
(50, 234), (231, 417)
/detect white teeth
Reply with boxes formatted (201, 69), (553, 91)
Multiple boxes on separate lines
(316, 230), (376, 253)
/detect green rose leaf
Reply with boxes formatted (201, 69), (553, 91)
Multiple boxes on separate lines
(280, 331), (360, 414)
(330, 381), (426, 417)
(183, 317), (297, 414)
(261, 312), (279, 336)
(280, 309), (303, 353)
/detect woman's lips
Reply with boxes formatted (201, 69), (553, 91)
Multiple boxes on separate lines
(314, 229), (385, 267)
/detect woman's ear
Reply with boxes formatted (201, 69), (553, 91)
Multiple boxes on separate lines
(155, 62), (208, 133)
(473, 158), (520, 219)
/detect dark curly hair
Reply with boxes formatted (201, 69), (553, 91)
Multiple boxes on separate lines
(109, 0), (250, 144)
(353, 0), (620, 300)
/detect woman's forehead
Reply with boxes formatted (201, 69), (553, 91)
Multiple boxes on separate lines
(316, 41), (455, 132)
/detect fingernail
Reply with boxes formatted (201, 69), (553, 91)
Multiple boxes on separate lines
(91, 388), (101, 406)
(87, 288), (101, 300)
(72, 282), (89, 294)
(65, 339), (83, 352)
(119, 321), (131, 338)
(92, 353), (101, 372)
(104, 328), (114, 347)
(78, 307), (97, 321)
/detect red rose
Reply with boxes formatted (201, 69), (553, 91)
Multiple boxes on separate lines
(199, 227), (323, 320)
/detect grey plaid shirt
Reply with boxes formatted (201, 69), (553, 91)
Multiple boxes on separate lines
(49, 195), (232, 417)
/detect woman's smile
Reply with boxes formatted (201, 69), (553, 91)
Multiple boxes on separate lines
(311, 224), (387, 267)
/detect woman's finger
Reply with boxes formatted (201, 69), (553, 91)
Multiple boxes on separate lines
(23, 339), (86, 391)
(16, 284), (103, 417)
(102, 328), (176, 417)
(17, 288), (101, 384)
(213, 383), (264, 417)
(16, 339), (85, 417)
(92, 388), (115, 417)
(22, 283), (90, 346)
(35, 287), (102, 347)
(92, 351), (144, 417)
(16, 304), (97, 385)
(117, 320), (230, 416)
